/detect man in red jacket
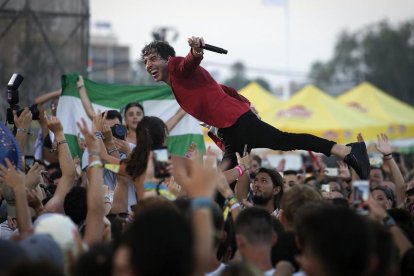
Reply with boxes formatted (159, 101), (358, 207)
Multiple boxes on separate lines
(141, 36), (370, 179)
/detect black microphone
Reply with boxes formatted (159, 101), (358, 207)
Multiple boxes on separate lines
(202, 44), (228, 54)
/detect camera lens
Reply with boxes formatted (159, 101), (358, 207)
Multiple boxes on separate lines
(111, 124), (126, 140)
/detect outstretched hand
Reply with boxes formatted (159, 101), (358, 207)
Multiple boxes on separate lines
(44, 114), (63, 134)
(13, 108), (32, 129)
(77, 118), (100, 154)
(0, 158), (25, 189)
(375, 133), (392, 156)
(173, 157), (217, 198)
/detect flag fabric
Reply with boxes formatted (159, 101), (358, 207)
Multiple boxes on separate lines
(57, 74), (205, 159)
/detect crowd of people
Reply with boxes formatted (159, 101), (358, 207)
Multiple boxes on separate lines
(0, 36), (413, 276)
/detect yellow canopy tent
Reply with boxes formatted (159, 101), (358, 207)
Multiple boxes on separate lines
(260, 85), (387, 144)
(203, 82), (282, 145)
(337, 82), (414, 140)
(239, 82), (281, 115)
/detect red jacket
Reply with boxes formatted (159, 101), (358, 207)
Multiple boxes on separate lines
(168, 51), (250, 128)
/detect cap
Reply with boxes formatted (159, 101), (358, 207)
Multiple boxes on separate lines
(34, 213), (78, 255)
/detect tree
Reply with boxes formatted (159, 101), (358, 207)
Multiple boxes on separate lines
(223, 61), (250, 90)
(309, 19), (414, 105)
(224, 61), (272, 92)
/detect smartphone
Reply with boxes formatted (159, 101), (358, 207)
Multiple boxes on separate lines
(321, 184), (330, 193)
(352, 180), (370, 215)
(24, 155), (35, 172)
(324, 168), (338, 177)
(152, 147), (170, 178)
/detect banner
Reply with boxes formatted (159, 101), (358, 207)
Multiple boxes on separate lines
(57, 74), (205, 158)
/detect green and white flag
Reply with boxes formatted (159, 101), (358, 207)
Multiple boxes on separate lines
(57, 74), (205, 158)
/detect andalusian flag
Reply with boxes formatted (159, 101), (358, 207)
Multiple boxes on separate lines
(57, 74), (205, 158)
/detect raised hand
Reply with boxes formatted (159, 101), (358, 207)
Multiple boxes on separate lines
(92, 111), (106, 133)
(337, 160), (351, 179)
(44, 114), (63, 134)
(26, 188), (43, 212)
(77, 118), (100, 155)
(357, 132), (365, 143)
(13, 108), (32, 129)
(375, 133), (392, 156)
(0, 158), (25, 189)
(25, 162), (43, 189)
(76, 75), (85, 89)
(77, 133), (87, 151)
(113, 138), (131, 154)
(174, 158), (217, 198)
(236, 152), (251, 172)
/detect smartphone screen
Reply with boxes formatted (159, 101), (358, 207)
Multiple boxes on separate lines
(352, 180), (370, 204)
(324, 168), (338, 177)
(321, 184), (330, 193)
(152, 147), (170, 178)
(24, 155), (35, 172)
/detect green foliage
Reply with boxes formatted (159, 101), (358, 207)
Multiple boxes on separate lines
(309, 19), (414, 105)
(223, 61), (271, 91)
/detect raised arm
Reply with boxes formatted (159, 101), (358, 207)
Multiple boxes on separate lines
(166, 108), (187, 132)
(376, 133), (405, 206)
(174, 157), (216, 275)
(34, 89), (61, 105)
(77, 118), (106, 245)
(174, 36), (204, 75)
(13, 108), (32, 154)
(367, 198), (412, 257)
(0, 159), (32, 236)
(44, 115), (77, 213)
(77, 75), (96, 120)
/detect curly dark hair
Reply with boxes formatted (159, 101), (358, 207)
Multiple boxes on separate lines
(141, 40), (176, 61)
(257, 167), (284, 209)
(124, 116), (167, 180)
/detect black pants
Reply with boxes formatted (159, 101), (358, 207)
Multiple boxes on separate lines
(218, 111), (336, 168)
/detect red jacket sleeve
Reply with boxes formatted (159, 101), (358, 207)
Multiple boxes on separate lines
(169, 51), (203, 77)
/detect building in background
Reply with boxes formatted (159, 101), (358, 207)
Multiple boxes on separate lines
(89, 21), (132, 84)
(0, 0), (89, 120)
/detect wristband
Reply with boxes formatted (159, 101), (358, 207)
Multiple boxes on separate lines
(88, 151), (100, 157)
(94, 131), (104, 140)
(191, 197), (213, 211)
(88, 160), (103, 169)
(235, 165), (244, 177)
(17, 128), (32, 135)
(230, 202), (241, 211)
(383, 153), (392, 157)
(107, 147), (119, 154)
(57, 140), (67, 146)
(17, 128), (29, 133)
(224, 194), (238, 207)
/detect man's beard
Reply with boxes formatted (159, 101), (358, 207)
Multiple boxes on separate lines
(252, 194), (272, 206)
